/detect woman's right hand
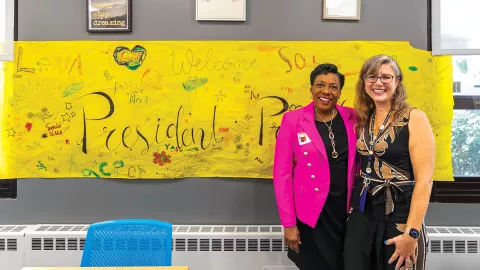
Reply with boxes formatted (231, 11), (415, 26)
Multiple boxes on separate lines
(285, 226), (301, 252)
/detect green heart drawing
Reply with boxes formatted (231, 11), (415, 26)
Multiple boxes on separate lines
(113, 45), (147, 71)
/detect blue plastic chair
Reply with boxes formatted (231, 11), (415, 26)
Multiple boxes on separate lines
(80, 219), (172, 267)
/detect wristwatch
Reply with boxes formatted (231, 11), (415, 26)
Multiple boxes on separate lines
(408, 228), (420, 239)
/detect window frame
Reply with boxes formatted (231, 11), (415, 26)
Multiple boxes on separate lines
(431, 0), (480, 56)
(428, 0), (480, 203)
(0, 0), (15, 61)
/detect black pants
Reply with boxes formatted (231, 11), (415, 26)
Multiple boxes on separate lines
(344, 211), (428, 270)
(288, 220), (345, 270)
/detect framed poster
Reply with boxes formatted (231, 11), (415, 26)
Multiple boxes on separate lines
(196, 0), (246, 21)
(87, 0), (132, 32)
(323, 0), (361, 21)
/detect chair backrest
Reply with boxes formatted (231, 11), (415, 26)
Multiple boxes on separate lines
(80, 219), (172, 267)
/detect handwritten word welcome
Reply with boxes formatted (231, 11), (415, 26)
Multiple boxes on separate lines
(171, 48), (260, 75)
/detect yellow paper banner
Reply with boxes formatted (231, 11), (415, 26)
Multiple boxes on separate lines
(0, 41), (454, 180)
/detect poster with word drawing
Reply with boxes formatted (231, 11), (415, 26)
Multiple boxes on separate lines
(196, 0), (246, 21)
(87, 0), (131, 32)
(0, 41), (454, 180)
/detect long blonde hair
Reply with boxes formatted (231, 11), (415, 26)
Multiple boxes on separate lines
(354, 54), (409, 134)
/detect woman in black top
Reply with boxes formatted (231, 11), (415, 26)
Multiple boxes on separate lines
(296, 112), (349, 269)
(344, 55), (434, 270)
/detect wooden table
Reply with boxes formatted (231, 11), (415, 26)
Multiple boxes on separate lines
(22, 267), (188, 270)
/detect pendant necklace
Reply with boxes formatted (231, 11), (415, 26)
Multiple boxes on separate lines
(359, 109), (392, 212)
(315, 108), (338, 159)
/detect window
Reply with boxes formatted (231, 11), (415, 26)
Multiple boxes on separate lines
(432, 0), (480, 177)
(0, 0), (14, 61)
(429, 0), (480, 203)
(451, 55), (480, 178)
(432, 0), (480, 55)
(452, 110), (480, 176)
(452, 55), (480, 96)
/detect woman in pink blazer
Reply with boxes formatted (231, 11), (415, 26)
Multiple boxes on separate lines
(273, 63), (357, 270)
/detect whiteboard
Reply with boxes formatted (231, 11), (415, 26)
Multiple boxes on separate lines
(196, 0), (246, 21)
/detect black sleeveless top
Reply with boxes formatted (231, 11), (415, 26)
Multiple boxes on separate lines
(353, 107), (415, 223)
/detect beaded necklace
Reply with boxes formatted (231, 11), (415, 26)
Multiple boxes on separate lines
(315, 108), (338, 159)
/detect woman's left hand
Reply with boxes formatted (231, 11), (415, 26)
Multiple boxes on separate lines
(385, 233), (417, 269)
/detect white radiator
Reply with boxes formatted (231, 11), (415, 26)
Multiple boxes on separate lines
(22, 224), (296, 270)
(23, 224), (88, 268)
(0, 225), (27, 270)
(426, 226), (480, 270)
(2, 224), (480, 270)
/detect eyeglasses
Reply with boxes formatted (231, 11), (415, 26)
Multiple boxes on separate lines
(364, 75), (395, 84)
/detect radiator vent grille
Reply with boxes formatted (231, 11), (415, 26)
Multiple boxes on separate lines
(7, 239), (17, 251)
(224, 239), (234, 251)
(212, 239), (221, 251)
(172, 225), (283, 233)
(236, 239), (246, 251)
(427, 227), (480, 234)
(44, 238), (53, 250)
(56, 238), (65, 250)
(429, 240), (480, 254)
(443, 240), (453, 253)
(0, 226), (27, 232)
(31, 238), (85, 251)
(455, 241), (465, 253)
(187, 239), (198, 251)
(431, 240), (441, 253)
(260, 239), (270, 251)
(248, 239), (258, 251)
(200, 239), (209, 251)
(272, 239), (284, 251)
(170, 238), (286, 252)
(35, 225), (88, 232)
(32, 238), (41, 250)
(468, 241), (478, 253)
(80, 238), (85, 250)
(22, 225), (480, 254)
(68, 238), (77, 250)
(175, 239), (185, 251)
(0, 239), (17, 251)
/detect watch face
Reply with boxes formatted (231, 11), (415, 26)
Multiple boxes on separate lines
(409, 228), (420, 238)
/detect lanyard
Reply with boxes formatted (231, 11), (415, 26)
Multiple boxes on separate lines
(359, 109), (392, 212)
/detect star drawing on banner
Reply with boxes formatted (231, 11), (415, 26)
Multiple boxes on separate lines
(71, 111), (76, 117)
(65, 102), (73, 110)
(215, 90), (226, 102)
(6, 128), (16, 137)
(62, 113), (71, 122)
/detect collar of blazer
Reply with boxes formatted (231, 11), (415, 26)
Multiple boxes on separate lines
(299, 101), (355, 159)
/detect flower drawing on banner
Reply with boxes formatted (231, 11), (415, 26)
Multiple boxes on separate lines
(153, 151), (171, 166)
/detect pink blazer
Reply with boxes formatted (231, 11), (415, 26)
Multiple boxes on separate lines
(273, 102), (357, 228)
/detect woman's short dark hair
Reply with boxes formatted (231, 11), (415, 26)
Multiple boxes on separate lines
(310, 63), (345, 89)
